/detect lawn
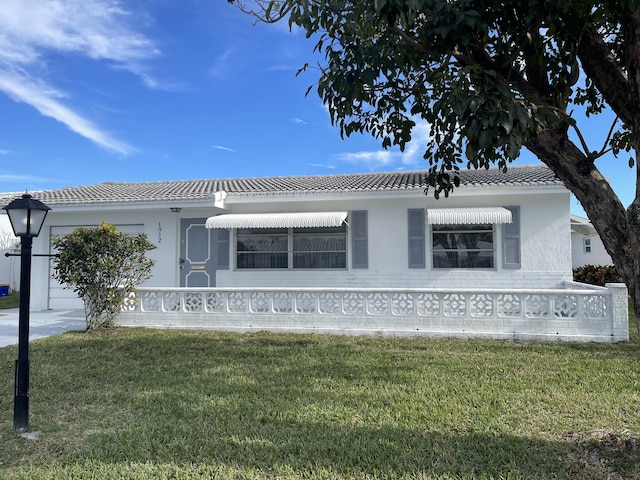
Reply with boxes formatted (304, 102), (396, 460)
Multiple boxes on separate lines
(0, 291), (19, 310)
(0, 327), (639, 479)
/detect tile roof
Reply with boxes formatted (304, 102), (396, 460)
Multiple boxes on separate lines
(1, 164), (561, 207)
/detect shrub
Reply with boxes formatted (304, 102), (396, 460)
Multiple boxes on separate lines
(52, 222), (156, 332)
(573, 264), (621, 287)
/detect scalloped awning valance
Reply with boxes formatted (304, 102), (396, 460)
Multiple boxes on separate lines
(426, 207), (512, 225)
(205, 211), (348, 229)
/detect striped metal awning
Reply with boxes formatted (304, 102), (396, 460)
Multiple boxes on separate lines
(426, 207), (512, 225)
(205, 211), (348, 229)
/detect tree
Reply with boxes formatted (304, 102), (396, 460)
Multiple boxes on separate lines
(232, 0), (640, 333)
(52, 222), (156, 332)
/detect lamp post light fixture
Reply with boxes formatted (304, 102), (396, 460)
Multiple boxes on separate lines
(2, 193), (51, 433)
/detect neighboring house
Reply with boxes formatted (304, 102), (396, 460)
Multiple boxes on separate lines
(0, 212), (19, 290)
(570, 215), (613, 269)
(0, 164), (573, 312)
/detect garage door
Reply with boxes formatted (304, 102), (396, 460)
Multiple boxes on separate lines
(48, 224), (144, 309)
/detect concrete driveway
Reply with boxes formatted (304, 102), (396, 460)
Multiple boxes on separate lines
(0, 309), (86, 348)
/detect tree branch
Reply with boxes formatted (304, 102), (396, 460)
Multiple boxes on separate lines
(578, 27), (633, 126)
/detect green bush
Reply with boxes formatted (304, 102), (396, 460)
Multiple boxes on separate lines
(52, 222), (156, 332)
(573, 264), (621, 286)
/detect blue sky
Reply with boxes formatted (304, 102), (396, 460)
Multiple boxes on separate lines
(0, 0), (635, 217)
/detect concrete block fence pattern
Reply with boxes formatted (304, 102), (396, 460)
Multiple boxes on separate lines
(116, 282), (629, 343)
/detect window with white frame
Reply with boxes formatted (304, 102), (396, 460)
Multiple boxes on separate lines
(236, 226), (347, 269)
(583, 237), (592, 254)
(432, 224), (495, 268)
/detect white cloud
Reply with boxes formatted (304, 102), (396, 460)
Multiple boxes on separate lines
(307, 162), (337, 169)
(212, 145), (235, 152)
(333, 120), (431, 170)
(208, 48), (236, 79)
(0, 172), (53, 184)
(334, 150), (398, 166)
(0, 0), (161, 154)
(0, 0), (159, 67)
(0, 70), (134, 155)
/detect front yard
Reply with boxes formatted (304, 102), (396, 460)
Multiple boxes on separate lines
(0, 327), (638, 479)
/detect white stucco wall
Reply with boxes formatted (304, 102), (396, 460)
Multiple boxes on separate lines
(571, 232), (613, 268)
(30, 208), (182, 310)
(216, 188), (572, 290)
(0, 213), (19, 289)
(27, 184), (572, 311)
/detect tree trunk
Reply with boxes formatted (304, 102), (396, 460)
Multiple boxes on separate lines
(631, 228), (640, 335)
(626, 160), (640, 335)
(622, 7), (640, 335)
(524, 129), (638, 336)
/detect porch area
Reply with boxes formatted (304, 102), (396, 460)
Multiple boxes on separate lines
(118, 282), (629, 343)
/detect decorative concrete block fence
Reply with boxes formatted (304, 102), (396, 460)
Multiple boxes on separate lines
(117, 282), (628, 343)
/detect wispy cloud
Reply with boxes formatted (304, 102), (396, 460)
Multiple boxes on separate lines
(0, 70), (134, 155)
(208, 48), (236, 79)
(333, 121), (431, 170)
(0, 172), (55, 184)
(212, 145), (235, 152)
(0, 0), (161, 153)
(307, 163), (337, 169)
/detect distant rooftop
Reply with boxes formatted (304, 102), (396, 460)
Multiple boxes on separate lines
(1, 164), (562, 207)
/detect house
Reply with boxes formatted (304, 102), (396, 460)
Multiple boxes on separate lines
(570, 214), (613, 269)
(0, 164), (573, 311)
(0, 212), (18, 290)
(2, 164), (629, 342)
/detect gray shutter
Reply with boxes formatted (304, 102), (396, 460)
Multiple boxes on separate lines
(351, 210), (368, 269)
(216, 228), (230, 270)
(408, 209), (425, 268)
(502, 206), (521, 269)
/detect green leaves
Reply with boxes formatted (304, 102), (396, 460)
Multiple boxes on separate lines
(238, 0), (634, 200)
(52, 222), (156, 332)
(275, 0), (585, 195)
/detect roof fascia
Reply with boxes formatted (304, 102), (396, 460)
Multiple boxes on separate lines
(223, 184), (567, 204)
(46, 199), (222, 213)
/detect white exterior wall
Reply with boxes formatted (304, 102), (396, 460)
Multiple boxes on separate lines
(30, 208), (183, 310)
(28, 185), (572, 311)
(0, 213), (18, 288)
(571, 232), (613, 268)
(217, 189), (571, 290)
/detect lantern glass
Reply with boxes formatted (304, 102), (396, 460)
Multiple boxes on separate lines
(2, 194), (51, 238)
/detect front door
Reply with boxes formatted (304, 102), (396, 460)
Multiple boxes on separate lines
(180, 218), (217, 287)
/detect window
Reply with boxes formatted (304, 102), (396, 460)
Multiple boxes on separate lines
(583, 237), (592, 254)
(293, 227), (347, 268)
(432, 224), (494, 268)
(236, 226), (347, 269)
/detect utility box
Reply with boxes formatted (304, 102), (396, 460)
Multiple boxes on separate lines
(0, 285), (9, 297)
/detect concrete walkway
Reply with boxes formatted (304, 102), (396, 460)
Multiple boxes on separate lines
(0, 309), (85, 348)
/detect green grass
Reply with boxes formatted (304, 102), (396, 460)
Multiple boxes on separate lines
(0, 291), (19, 310)
(1, 328), (639, 479)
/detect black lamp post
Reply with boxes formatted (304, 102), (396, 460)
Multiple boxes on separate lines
(2, 193), (51, 433)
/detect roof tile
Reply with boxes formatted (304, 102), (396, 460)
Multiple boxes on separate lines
(0, 164), (561, 207)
